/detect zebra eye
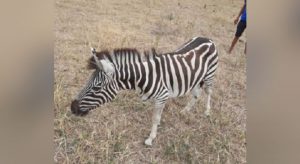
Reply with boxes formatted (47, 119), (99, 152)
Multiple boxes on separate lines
(93, 86), (102, 91)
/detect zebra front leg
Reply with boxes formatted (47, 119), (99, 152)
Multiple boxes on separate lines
(145, 102), (165, 146)
(204, 86), (212, 116)
(181, 86), (201, 113)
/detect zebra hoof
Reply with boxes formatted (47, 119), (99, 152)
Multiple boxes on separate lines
(180, 107), (190, 114)
(145, 138), (152, 146)
(204, 110), (211, 117)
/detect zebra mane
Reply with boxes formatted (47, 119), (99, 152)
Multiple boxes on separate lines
(87, 48), (158, 70)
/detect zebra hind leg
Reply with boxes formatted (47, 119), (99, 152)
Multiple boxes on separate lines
(204, 84), (212, 116)
(181, 86), (201, 113)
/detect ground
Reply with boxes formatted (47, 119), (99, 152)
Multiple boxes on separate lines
(54, 0), (246, 163)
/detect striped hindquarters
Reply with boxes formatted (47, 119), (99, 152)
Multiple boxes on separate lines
(158, 37), (218, 97)
(202, 42), (218, 88)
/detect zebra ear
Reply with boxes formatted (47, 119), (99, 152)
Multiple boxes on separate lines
(91, 47), (103, 70)
(100, 60), (114, 73)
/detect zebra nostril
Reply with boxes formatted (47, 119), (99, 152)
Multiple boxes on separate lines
(71, 100), (89, 116)
(71, 100), (80, 115)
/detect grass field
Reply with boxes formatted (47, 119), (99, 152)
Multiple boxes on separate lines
(54, 0), (246, 163)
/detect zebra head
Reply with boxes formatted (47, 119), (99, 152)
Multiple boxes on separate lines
(71, 48), (118, 116)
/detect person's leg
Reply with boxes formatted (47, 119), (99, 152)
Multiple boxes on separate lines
(229, 20), (245, 54)
(228, 36), (239, 54)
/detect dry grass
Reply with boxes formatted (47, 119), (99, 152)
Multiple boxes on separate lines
(54, 0), (246, 163)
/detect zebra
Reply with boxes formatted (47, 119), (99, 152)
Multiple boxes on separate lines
(71, 37), (218, 145)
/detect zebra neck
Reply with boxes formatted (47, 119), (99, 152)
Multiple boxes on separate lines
(114, 61), (142, 91)
(114, 59), (152, 93)
(111, 49), (156, 93)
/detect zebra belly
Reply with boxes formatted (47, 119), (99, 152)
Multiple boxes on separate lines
(165, 74), (205, 98)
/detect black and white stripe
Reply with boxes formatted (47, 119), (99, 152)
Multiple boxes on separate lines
(71, 37), (218, 145)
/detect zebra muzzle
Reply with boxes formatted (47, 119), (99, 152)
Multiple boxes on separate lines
(71, 100), (89, 116)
